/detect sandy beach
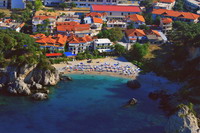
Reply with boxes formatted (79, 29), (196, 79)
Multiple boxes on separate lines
(53, 56), (140, 79)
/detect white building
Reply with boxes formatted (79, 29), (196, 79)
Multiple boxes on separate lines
(106, 20), (127, 28)
(153, 0), (175, 10)
(184, 0), (200, 13)
(93, 38), (113, 53)
(68, 0), (119, 7)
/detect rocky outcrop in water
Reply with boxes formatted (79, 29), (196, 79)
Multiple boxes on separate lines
(165, 105), (200, 133)
(127, 80), (141, 89)
(32, 93), (48, 100)
(123, 98), (138, 108)
(0, 64), (60, 99)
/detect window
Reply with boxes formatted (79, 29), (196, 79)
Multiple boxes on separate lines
(121, 13), (123, 15)
(112, 0), (116, 2)
(88, 4), (90, 6)
(128, 13), (130, 15)
(89, 0), (95, 1)
(107, 0), (111, 2)
(80, 0), (86, 1)
(110, 12), (112, 15)
(97, 0), (103, 2)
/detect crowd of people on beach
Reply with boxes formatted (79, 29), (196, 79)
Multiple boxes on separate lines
(59, 62), (141, 77)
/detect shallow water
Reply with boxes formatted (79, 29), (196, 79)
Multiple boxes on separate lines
(0, 74), (168, 133)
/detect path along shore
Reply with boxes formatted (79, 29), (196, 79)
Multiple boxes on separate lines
(53, 57), (140, 79)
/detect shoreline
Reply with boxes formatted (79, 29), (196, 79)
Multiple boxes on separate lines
(62, 70), (137, 79)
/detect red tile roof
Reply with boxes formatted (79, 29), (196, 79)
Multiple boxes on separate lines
(93, 17), (103, 24)
(67, 35), (93, 44)
(126, 14), (145, 22)
(57, 22), (90, 32)
(92, 5), (141, 12)
(33, 16), (56, 20)
(46, 53), (62, 57)
(86, 12), (107, 17)
(125, 29), (146, 37)
(159, 0), (175, 3)
(161, 18), (173, 24)
(152, 9), (199, 20)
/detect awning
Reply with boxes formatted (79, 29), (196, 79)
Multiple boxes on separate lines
(64, 52), (77, 57)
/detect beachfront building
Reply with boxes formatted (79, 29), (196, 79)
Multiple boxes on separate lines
(57, 12), (80, 23)
(160, 18), (173, 35)
(106, 19), (127, 29)
(125, 14), (145, 28)
(93, 38), (113, 53)
(56, 21), (91, 36)
(153, 0), (176, 10)
(0, 19), (25, 32)
(67, 0), (119, 7)
(91, 5), (142, 20)
(184, 0), (200, 13)
(152, 9), (199, 23)
(67, 35), (93, 54)
(31, 33), (67, 52)
(32, 16), (57, 33)
(125, 29), (146, 43)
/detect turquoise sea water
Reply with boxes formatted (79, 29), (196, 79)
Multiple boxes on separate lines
(0, 74), (167, 133)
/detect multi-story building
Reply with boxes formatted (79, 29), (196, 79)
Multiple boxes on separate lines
(91, 5), (142, 19)
(0, 0), (9, 8)
(0, 19), (25, 32)
(68, 0), (119, 7)
(125, 14), (145, 28)
(11, 0), (26, 9)
(184, 0), (200, 13)
(152, 9), (199, 23)
(160, 18), (173, 35)
(93, 38), (113, 53)
(125, 29), (146, 43)
(67, 35), (93, 54)
(106, 19), (127, 28)
(44, 0), (64, 6)
(32, 16), (57, 33)
(153, 0), (176, 10)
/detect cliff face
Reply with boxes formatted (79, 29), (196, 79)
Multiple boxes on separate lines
(165, 105), (200, 133)
(0, 64), (60, 98)
(188, 47), (200, 61)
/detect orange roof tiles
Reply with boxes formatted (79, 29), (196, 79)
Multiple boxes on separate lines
(161, 18), (173, 24)
(152, 9), (199, 20)
(126, 14), (145, 22)
(159, 0), (175, 3)
(33, 16), (56, 20)
(67, 35), (93, 44)
(57, 22), (90, 32)
(125, 29), (146, 37)
(151, 30), (160, 36)
(86, 12), (107, 17)
(93, 17), (103, 24)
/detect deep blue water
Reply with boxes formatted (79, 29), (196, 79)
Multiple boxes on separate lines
(0, 74), (167, 133)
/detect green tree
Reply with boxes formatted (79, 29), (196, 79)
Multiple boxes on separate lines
(97, 28), (123, 42)
(139, 24), (150, 30)
(35, 0), (43, 11)
(0, 12), (6, 18)
(129, 43), (149, 61)
(70, 2), (76, 8)
(114, 44), (126, 55)
(173, 0), (184, 11)
(59, 3), (69, 10)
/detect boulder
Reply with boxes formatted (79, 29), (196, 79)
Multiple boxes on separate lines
(7, 80), (31, 95)
(165, 105), (200, 133)
(123, 98), (138, 108)
(148, 90), (168, 100)
(60, 75), (72, 81)
(127, 80), (141, 89)
(32, 93), (48, 100)
(34, 83), (43, 90)
(0, 84), (4, 90)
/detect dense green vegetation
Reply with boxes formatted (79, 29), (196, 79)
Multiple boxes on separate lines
(97, 28), (123, 42)
(173, 0), (184, 11)
(0, 30), (54, 71)
(35, 0), (43, 11)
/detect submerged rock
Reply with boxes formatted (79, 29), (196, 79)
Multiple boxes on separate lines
(32, 93), (48, 100)
(165, 105), (200, 133)
(123, 98), (138, 108)
(60, 75), (72, 81)
(148, 90), (168, 100)
(127, 80), (141, 89)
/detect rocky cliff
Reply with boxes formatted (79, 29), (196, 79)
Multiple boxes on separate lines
(0, 64), (60, 100)
(165, 105), (200, 133)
